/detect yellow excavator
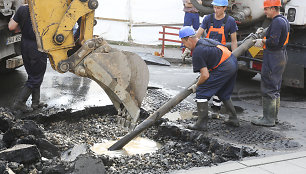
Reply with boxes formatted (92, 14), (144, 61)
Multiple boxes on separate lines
(27, 0), (149, 129)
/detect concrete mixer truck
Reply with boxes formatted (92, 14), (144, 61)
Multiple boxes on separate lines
(0, 0), (23, 73)
(192, 0), (306, 91)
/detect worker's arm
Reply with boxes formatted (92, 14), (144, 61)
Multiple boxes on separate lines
(184, 0), (193, 8)
(230, 32), (238, 50)
(184, 3), (193, 8)
(196, 27), (205, 38)
(8, 18), (20, 33)
(196, 67), (210, 86)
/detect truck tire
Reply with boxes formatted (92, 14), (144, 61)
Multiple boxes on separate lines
(237, 70), (257, 80)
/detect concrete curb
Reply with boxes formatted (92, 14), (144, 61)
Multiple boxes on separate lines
(173, 151), (306, 174)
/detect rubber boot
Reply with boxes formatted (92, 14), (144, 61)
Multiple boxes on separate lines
(223, 99), (240, 127)
(188, 101), (208, 131)
(31, 87), (45, 110)
(275, 97), (280, 124)
(251, 97), (276, 127)
(13, 86), (32, 112)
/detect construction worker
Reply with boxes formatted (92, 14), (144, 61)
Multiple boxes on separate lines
(196, 0), (238, 49)
(195, 0), (238, 119)
(8, 4), (47, 112)
(182, 0), (202, 30)
(251, 0), (290, 127)
(181, 0), (202, 62)
(179, 26), (239, 131)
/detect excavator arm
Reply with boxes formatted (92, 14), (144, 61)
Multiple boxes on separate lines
(28, 0), (149, 129)
(28, 0), (97, 71)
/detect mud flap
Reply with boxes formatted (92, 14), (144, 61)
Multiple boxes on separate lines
(282, 63), (304, 89)
(81, 48), (149, 125)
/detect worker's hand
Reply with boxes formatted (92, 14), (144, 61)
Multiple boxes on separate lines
(188, 84), (198, 93)
(256, 27), (264, 34)
(181, 48), (191, 62)
(253, 39), (263, 48)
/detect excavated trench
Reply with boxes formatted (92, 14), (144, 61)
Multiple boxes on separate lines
(0, 88), (301, 174)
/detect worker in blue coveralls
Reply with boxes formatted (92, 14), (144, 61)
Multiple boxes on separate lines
(251, 0), (290, 127)
(182, 0), (202, 30)
(181, 0), (202, 60)
(195, 0), (238, 119)
(179, 26), (239, 131)
(9, 4), (47, 112)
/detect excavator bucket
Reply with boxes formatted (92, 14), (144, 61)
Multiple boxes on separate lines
(27, 0), (149, 129)
(81, 47), (149, 127)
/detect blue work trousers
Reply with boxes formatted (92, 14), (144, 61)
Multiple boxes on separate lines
(21, 39), (47, 89)
(184, 12), (200, 30)
(196, 55), (238, 101)
(261, 49), (288, 99)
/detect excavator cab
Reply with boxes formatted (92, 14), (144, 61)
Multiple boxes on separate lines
(27, 0), (149, 129)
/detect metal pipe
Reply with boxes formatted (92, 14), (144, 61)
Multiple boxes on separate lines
(232, 28), (267, 58)
(225, 41), (243, 50)
(108, 79), (197, 151)
(108, 28), (268, 151)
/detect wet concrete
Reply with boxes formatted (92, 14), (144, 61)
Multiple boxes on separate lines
(90, 137), (162, 157)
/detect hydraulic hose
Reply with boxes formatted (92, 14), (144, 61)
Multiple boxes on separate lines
(190, 0), (214, 15)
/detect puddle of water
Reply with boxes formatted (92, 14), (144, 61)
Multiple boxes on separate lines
(163, 111), (194, 121)
(90, 137), (162, 157)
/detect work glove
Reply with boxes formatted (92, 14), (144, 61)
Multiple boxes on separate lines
(188, 84), (197, 93)
(181, 48), (191, 62)
(253, 39), (263, 48)
(255, 27), (264, 34)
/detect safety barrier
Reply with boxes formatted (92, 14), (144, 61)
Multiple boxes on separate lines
(158, 26), (182, 57)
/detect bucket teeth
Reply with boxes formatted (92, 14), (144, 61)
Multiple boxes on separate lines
(124, 120), (131, 128)
(118, 118), (124, 125)
(129, 123), (136, 130)
(117, 113), (137, 131)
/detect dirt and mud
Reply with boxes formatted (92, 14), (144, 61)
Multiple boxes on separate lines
(0, 88), (302, 174)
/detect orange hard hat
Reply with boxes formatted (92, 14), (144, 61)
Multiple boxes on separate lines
(264, 0), (281, 8)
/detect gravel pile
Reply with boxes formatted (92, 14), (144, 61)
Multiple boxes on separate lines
(0, 89), (257, 174)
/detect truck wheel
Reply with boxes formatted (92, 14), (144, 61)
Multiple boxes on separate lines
(237, 70), (257, 80)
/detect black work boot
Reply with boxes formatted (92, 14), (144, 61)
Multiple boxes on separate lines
(275, 97), (280, 124)
(13, 86), (32, 112)
(31, 87), (45, 110)
(188, 102), (208, 131)
(223, 99), (240, 127)
(251, 97), (276, 127)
